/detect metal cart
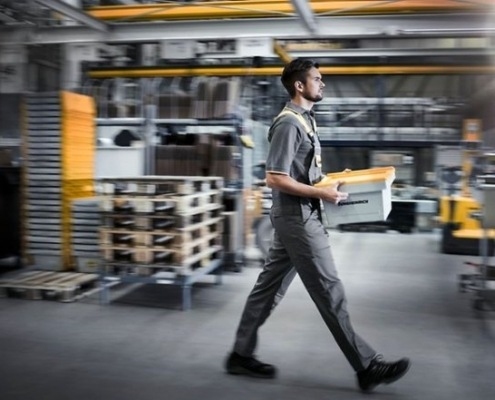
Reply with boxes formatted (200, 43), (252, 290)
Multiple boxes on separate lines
(459, 175), (495, 311)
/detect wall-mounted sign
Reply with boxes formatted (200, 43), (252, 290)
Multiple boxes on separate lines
(161, 40), (196, 59)
(237, 38), (274, 57)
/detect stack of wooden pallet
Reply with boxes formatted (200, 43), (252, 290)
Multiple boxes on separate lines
(97, 176), (224, 277)
(71, 198), (100, 273)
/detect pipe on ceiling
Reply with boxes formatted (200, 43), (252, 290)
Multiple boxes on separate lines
(290, 0), (318, 35)
(87, 0), (491, 21)
(88, 65), (495, 78)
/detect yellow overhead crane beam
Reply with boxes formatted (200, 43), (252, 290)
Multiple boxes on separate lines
(88, 65), (495, 79)
(87, 0), (492, 21)
(273, 41), (293, 64)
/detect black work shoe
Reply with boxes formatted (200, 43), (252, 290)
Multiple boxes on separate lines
(357, 355), (410, 392)
(225, 352), (277, 379)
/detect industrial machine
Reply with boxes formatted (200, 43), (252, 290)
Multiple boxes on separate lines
(439, 120), (495, 255)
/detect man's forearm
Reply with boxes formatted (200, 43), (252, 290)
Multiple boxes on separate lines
(266, 173), (323, 199)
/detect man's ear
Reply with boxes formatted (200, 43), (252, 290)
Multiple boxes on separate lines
(295, 81), (303, 93)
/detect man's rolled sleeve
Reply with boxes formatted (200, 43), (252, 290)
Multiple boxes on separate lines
(265, 122), (302, 175)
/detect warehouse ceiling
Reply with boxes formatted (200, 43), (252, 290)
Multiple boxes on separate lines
(0, 1), (493, 129)
(1, 1), (494, 75)
(0, 0), (494, 43)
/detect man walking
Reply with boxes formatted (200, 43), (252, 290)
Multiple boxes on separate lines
(224, 58), (410, 392)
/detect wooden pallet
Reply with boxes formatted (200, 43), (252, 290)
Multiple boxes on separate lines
(100, 190), (221, 214)
(103, 244), (223, 277)
(101, 204), (223, 229)
(101, 232), (222, 265)
(0, 271), (99, 302)
(100, 216), (223, 247)
(97, 176), (224, 196)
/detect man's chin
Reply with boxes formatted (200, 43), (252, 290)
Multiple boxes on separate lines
(302, 93), (324, 103)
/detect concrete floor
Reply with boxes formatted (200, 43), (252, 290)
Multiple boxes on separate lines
(1, 231), (494, 400)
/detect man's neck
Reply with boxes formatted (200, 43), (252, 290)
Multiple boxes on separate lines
(290, 96), (314, 111)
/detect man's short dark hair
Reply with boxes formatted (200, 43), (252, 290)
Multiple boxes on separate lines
(281, 58), (320, 98)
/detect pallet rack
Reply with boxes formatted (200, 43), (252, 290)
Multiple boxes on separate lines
(97, 175), (224, 310)
(95, 114), (248, 271)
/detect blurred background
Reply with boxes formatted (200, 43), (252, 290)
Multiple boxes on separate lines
(0, 1), (494, 399)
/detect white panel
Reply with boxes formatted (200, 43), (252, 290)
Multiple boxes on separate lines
(237, 38), (274, 57)
(67, 43), (100, 61)
(95, 145), (145, 178)
(161, 40), (195, 59)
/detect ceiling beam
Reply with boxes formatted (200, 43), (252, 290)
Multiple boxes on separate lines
(87, 65), (495, 79)
(290, 48), (495, 58)
(290, 0), (318, 35)
(86, 0), (493, 21)
(0, 14), (492, 45)
(33, 0), (108, 32)
(273, 42), (292, 64)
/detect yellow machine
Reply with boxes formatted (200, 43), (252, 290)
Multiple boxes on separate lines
(439, 119), (495, 254)
(439, 195), (486, 255)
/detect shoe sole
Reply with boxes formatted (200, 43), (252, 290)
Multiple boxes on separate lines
(226, 365), (276, 379)
(360, 361), (411, 392)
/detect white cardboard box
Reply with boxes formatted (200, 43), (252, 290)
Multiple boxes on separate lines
(316, 167), (395, 227)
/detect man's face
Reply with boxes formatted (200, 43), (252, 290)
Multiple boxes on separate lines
(300, 67), (325, 103)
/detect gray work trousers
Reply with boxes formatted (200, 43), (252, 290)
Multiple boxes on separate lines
(233, 206), (376, 372)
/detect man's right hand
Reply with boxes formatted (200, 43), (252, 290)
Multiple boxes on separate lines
(319, 180), (349, 205)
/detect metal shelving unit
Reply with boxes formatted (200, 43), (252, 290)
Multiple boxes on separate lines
(96, 175), (225, 310)
(459, 176), (495, 310)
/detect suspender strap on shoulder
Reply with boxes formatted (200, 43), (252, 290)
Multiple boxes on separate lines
(273, 107), (315, 137)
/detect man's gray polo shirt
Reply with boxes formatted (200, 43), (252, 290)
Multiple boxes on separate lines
(266, 101), (322, 215)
